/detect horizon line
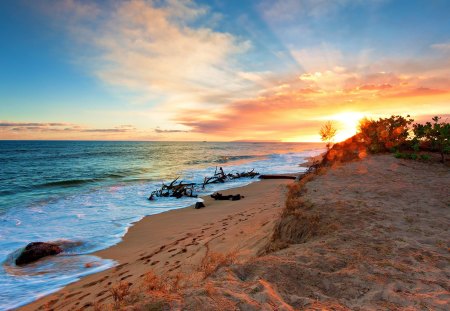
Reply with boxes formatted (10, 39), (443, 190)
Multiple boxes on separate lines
(0, 139), (325, 143)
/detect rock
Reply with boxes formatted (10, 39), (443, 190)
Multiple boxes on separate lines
(195, 202), (205, 209)
(15, 242), (62, 265)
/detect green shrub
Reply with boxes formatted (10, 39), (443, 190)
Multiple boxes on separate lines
(413, 116), (450, 163)
(420, 154), (430, 161)
(393, 152), (420, 160)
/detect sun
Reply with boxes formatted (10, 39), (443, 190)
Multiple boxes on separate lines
(330, 112), (365, 142)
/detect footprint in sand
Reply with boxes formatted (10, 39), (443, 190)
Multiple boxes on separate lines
(64, 291), (82, 300)
(139, 254), (153, 261)
(114, 263), (128, 271)
(98, 295), (112, 303)
(82, 276), (108, 288)
(96, 290), (108, 297)
(118, 270), (129, 277)
(120, 274), (132, 281)
(78, 293), (91, 300)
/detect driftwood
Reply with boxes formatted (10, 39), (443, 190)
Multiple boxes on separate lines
(149, 177), (197, 200)
(227, 168), (259, 179)
(202, 167), (259, 188)
(211, 192), (244, 201)
(202, 167), (227, 188)
(259, 175), (296, 180)
(149, 167), (259, 200)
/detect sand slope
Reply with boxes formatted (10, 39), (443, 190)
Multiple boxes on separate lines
(190, 154), (450, 310)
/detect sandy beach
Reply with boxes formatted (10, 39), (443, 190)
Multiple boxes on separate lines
(19, 177), (294, 310)
(18, 154), (450, 310)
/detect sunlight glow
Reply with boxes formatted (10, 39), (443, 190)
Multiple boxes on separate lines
(331, 112), (365, 142)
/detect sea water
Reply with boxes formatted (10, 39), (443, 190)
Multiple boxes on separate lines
(0, 141), (324, 309)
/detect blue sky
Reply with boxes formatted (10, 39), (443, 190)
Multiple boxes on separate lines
(1, 0), (449, 141)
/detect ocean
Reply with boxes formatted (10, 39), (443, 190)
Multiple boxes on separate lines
(0, 140), (324, 309)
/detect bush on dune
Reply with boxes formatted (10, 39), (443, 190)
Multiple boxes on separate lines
(412, 116), (450, 163)
(358, 115), (414, 153)
(320, 114), (449, 165)
(321, 134), (368, 165)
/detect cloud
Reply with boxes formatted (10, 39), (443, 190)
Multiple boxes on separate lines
(259, 0), (351, 21)
(0, 122), (72, 127)
(27, 2), (450, 142)
(431, 43), (450, 52)
(358, 84), (392, 91)
(0, 121), (137, 134)
(154, 128), (189, 133)
(385, 87), (447, 98)
(81, 128), (131, 133)
(175, 44), (450, 141)
(48, 0), (255, 112)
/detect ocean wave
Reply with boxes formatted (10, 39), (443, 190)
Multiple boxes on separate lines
(35, 170), (152, 188)
(186, 154), (265, 165)
(37, 179), (99, 188)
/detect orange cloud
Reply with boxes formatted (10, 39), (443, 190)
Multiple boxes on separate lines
(176, 62), (450, 142)
(385, 87), (448, 98)
(0, 122), (142, 140)
(358, 84), (392, 91)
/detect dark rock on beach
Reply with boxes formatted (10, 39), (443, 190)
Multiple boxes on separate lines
(195, 202), (205, 209)
(15, 242), (62, 266)
(211, 192), (245, 201)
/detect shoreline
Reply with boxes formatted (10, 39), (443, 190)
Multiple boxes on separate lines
(94, 152), (323, 262)
(18, 172), (300, 310)
(16, 153), (449, 309)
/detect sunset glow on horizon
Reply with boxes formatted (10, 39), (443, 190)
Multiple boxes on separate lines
(1, 0), (449, 142)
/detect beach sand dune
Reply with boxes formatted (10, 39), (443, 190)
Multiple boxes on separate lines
(186, 154), (449, 310)
(19, 154), (450, 310)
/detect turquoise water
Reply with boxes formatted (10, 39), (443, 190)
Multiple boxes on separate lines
(0, 141), (324, 309)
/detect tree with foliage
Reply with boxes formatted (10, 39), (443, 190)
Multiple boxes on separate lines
(358, 115), (414, 153)
(320, 121), (337, 149)
(412, 116), (450, 163)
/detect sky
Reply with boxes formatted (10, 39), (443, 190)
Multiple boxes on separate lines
(1, 0), (449, 142)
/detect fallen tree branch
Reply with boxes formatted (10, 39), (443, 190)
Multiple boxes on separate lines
(149, 177), (197, 200)
(149, 167), (259, 199)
